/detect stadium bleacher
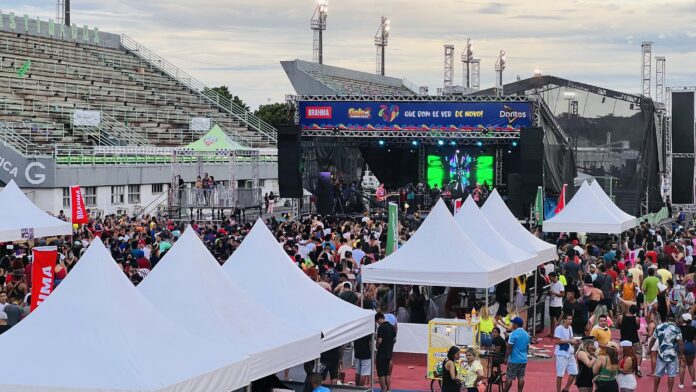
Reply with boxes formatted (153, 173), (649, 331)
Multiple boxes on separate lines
(0, 28), (276, 158)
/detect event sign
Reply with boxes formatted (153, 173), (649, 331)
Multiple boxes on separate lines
(298, 101), (534, 131)
(386, 202), (398, 256)
(70, 185), (88, 224)
(30, 246), (57, 311)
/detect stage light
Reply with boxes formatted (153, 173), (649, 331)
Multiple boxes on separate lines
(411, 140), (418, 146)
(508, 150), (512, 154)
(456, 150), (460, 154)
(450, 141), (456, 146)
(437, 140), (444, 146)
(512, 141), (518, 147)
(378, 140), (385, 146)
(476, 141), (483, 147)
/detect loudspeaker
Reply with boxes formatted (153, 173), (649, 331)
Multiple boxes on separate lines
(671, 91), (695, 154)
(507, 173), (523, 217)
(519, 127), (544, 206)
(672, 158), (695, 204)
(277, 124), (303, 198)
(316, 172), (333, 215)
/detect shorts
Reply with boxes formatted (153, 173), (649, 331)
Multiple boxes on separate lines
(356, 358), (372, 376)
(376, 357), (391, 377)
(685, 342), (696, 357)
(321, 361), (339, 380)
(632, 342), (643, 359)
(655, 357), (678, 377)
(506, 362), (527, 380)
(556, 355), (578, 377)
(549, 306), (562, 319)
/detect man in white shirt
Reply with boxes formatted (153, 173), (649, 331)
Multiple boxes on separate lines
(548, 272), (565, 338)
(684, 239), (693, 266)
(338, 238), (353, 260)
(554, 314), (578, 392)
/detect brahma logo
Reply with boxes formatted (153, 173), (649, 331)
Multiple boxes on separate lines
(348, 108), (371, 119)
(500, 105), (527, 124)
(305, 106), (332, 119)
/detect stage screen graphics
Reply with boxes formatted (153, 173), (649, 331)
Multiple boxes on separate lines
(426, 149), (494, 190)
(299, 101), (533, 132)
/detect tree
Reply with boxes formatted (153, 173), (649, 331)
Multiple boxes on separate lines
(254, 103), (289, 129)
(207, 85), (250, 111)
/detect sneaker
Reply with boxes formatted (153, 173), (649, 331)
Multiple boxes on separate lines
(692, 381), (696, 387)
(678, 384), (684, 389)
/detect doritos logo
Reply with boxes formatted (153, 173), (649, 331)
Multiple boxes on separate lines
(500, 105), (527, 124)
(348, 108), (371, 119)
(305, 106), (332, 119)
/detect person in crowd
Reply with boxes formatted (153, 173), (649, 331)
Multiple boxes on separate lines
(353, 333), (372, 387)
(593, 344), (620, 392)
(643, 267), (661, 317)
(267, 191), (276, 215)
(554, 314), (578, 392)
(678, 313), (696, 389)
(462, 347), (485, 392)
(564, 285), (588, 337)
(504, 317), (529, 392)
(548, 272), (565, 338)
(575, 337), (597, 392)
(407, 285), (427, 324)
(0, 311), (9, 335)
(310, 373), (331, 392)
(591, 315), (612, 353)
(617, 340), (638, 392)
(441, 345), (461, 392)
(616, 305), (642, 373)
(376, 312), (395, 392)
(649, 314), (685, 392)
(490, 327), (507, 382)
(478, 305), (495, 347)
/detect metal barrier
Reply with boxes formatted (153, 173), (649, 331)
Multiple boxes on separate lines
(171, 187), (261, 209)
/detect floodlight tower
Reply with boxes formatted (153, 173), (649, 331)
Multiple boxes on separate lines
(56, 0), (70, 25)
(374, 16), (390, 76)
(655, 56), (666, 104)
(495, 50), (506, 95)
(471, 59), (481, 91)
(443, 44), (455, 95)
(641, 41), (652, 98)
(311, 0), (328, 64)
(461, 39), (473, 89)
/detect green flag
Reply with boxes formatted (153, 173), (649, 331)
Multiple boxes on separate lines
(386, 202), (399, 256)
(17, 59), (30, 78)
(532, 186), (544, 226)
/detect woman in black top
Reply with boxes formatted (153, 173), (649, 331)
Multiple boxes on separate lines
(407, 285), (427, 324)
(575, 338), (597, 392)
(441, 345), (461, 392)
(679, 314), (696, 388)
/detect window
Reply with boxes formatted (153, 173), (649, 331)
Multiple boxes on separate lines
(128, 185), (141, 204)
(237, 180), (252, 189)
(83, 187), (97, 207)
(111, 185), (125, 205)
(62, 188), (70, 208)
(151, 183), (165, 194)
(258, 179), (265, 188)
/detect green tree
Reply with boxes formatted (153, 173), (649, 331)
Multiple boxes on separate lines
(207, 85), (250, 111)
(254, 103), (289, 129)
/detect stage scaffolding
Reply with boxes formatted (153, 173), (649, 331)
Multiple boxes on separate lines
(168, 148), (261, 221)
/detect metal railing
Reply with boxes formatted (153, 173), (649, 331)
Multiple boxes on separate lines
(70, 111), (150, 146)
(0, 122), (53, 157)
(120, 34), (277, 146)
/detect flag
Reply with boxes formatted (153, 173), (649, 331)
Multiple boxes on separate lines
(453, 198), (463, 214)
(554, 183), (567, 214)
(531, 186), (544, 226)
(16, 59), (30, 78)
(70, 185), (88, 224)
(30, 246), (57, 311)
(386, 202), (399, 256)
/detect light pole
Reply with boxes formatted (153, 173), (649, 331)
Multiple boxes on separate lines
(461, 39), (473, 88)
(495, 50), (506, 96)
(374, 16), (390, 76)
(311, 0), (328, 64)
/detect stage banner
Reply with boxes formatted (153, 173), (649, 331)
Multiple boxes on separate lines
(70, 185), (88, 224)
(30, 246), (57, 311)
(386, 202), (399, 256)
(298, 101), (534, 131)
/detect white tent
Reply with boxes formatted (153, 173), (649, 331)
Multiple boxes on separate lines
(0, 180), (71, 241)
(454, 196), (540, 274)
(361, 199), (514, 288)
(589, 180), (637, 225)
(481, 189), (557, 264)
(0, 238), (250, 392)
(139, 228), (321, 381)
(543, 181), (636, 234)
(223, 220), (374, 351)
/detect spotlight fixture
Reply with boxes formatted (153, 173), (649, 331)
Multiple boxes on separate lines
(437, 140), (445, 146)
(411, 140), (418, 146)
(476, 141), (483, 147)
(378, 140), (385, 146)
(512, 141), (518, 147)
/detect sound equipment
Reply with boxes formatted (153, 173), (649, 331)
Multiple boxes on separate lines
(519, 127), (544, 207)
(672, 158), (695, 204)
(507, 173), (523, 217)
(277, 124), (302, 198)
(672, 91), (695, 154)
(316, 172), (333, 215)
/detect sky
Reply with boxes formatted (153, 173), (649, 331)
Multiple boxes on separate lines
(8, 0), (696, 109)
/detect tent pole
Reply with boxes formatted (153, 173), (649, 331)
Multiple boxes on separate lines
(509, 277), (514, 312)
(533, 267), (539, 338)
(370, 332), (376, 391)
(360, 281), (364, 308)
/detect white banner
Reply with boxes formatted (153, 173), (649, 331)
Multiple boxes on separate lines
(190, 117), (211, 131)
(72, 110), (101, 126)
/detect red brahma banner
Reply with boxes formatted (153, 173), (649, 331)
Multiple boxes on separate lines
(30, 246), (57, 311)
(70, 185), (88, 224)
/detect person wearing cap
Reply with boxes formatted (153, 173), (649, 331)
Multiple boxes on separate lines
(617, 340), (638, 391)
(503, 316), (529, 392)
(678, 313), (696, 388)
(649, 314), (685, 392)
(617, 304), (643, 374)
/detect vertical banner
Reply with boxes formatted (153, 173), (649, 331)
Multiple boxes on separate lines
(31, 246), (57, 311)
(70, 185), (88, 224)
(453, 198), (463, 214)
(386, 202), (399, 256)
(531, 186), (544, 226)
(554, 183), (567, 214)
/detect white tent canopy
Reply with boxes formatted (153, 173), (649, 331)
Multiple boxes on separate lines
(223, 220), (374, 351)
(543, 181), (636, 234)
(0, 238), (250, 392)
(362, 199), (514, 288)
(455, 196), (540, 274)
(139, 228), (321, 381)
(589, 180), (637, 225)
(481, 189), (557, 264)
(0, 180), (71, 241)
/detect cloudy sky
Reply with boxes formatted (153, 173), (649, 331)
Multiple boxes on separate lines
(10, 0), (696, 109)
